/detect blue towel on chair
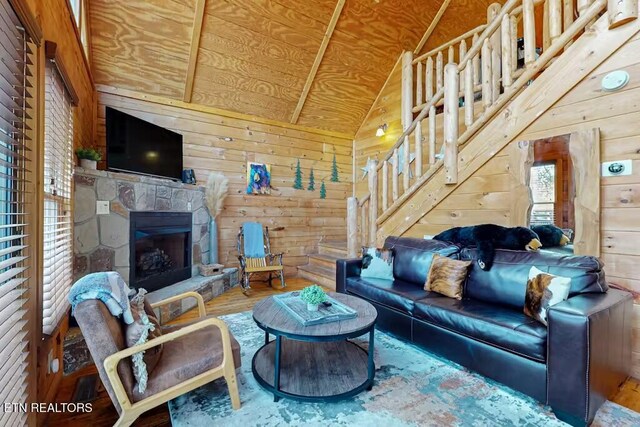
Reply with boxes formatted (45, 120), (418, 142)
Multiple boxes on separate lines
(243, 222), (266, 258)
(68, 271), (135, 324)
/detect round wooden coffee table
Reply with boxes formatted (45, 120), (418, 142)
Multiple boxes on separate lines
(252, 292), (377, 402)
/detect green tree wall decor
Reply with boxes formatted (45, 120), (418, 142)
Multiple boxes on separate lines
(331, 153), (339, 182)
(293, 159), (303, 189)
(320, 180), (326, 199)
(307, 167), (315, 191)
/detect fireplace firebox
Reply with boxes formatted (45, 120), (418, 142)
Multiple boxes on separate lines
(129, 211), (192, 292)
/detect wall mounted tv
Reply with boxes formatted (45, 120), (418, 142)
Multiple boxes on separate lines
(106, 107), (183, 181)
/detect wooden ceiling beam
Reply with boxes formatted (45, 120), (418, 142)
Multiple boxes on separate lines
(290, 0), (345, 124)
(183, 0), (206, 103)
(414, 0), (452, 54)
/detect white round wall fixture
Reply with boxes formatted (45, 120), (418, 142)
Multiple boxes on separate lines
(601, 70), (630, 92)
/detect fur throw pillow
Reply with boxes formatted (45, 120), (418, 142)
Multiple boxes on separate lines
(524, 267), (571, 326)
(361, 247), (394, 280)
(424, 254), (471, 300)
(126, 289), (163, 393)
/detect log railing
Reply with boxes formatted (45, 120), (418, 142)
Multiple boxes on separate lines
(347, 0), (636, 251)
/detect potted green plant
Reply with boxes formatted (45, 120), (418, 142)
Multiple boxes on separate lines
(299, 285), (327, 312)
(75, 147), (102, 170)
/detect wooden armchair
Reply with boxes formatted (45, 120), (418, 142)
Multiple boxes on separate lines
(237, 222), (285, 293)
(74, 291), (241, 427)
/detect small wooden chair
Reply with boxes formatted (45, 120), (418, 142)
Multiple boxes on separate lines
(237, 223), (285, 293)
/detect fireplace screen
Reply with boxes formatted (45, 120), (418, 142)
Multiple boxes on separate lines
(130, 212), (192, 292)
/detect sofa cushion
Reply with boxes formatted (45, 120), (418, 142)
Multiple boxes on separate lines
(414, 297), (547, 362)
(346, 276), (430, 315)
(461, 248), (607, 310)
(384, 236), (461, 285)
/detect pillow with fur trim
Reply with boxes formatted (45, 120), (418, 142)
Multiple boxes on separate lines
(361, 247), (394, 280)
(126, 289), (163, 393)
(424, 254), (471, 300)
(524, 267), (571, 326)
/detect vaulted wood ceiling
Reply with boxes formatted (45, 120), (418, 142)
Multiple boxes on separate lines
(90, 0), (495, 135)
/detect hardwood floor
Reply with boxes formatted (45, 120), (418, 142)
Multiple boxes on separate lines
(46, 277), (640, 426)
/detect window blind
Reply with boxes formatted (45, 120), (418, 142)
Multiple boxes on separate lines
(0, 0), (35, 424)
(41, 57), (74, 335)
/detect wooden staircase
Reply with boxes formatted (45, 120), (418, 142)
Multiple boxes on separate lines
(297, 240), (348, 290)
(349, 0), (639, 249)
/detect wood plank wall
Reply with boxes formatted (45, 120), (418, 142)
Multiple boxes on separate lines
(397, 32), (640, 378)
(96, 91), (353, 276)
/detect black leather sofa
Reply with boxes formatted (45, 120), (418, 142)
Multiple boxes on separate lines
(336, 236), (632, 426)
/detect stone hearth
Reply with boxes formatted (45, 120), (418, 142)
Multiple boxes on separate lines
(73, 167), (210, 282)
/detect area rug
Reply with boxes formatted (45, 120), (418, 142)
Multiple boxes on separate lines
(169, 311), (640, 426)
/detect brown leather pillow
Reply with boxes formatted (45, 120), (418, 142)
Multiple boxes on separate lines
(126, 289), (163, 393)
(424, 254), (472, 300)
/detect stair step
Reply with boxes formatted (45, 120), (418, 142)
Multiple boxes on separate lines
(297, 264), (336, 290)
(308, 253), (339, 270)
(318, 240), (348, 257)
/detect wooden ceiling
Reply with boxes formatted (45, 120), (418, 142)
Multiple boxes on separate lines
(90, 0), (495, 136)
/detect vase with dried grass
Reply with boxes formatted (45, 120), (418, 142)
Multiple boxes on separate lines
(205, 172), (228, 265)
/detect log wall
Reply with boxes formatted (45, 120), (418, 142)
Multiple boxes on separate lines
(96, 91), (353, 277)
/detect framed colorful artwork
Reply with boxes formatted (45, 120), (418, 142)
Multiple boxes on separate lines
(246, 162), (271, 195)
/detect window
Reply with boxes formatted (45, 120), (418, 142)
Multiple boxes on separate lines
(529, 162), (556, 226)
(68, 0), (90, 61)
(41, 59), (74, 335)
(0, 0), (36, 423)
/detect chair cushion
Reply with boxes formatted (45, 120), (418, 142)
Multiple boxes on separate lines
(345, 276), (430, 315)
(414, 297), (547, 362)
(133, 318), (241, 401)
(461, 248), (607, 310)
(384, 236), (461, 285)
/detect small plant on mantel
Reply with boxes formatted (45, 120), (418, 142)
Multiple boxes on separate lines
(300, 284), (327, 312)
(75, 147), (102, 170)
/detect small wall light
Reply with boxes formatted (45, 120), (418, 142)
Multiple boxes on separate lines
(376, 123), (387, 137)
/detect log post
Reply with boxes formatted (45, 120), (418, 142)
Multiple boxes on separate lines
(448, 45), (455, 63)
(472, 34), (481, 85)
(416, 61), (423, 106)
(608, 0), (638, 28)
(549, 0), (562, 44)
(481, 39), (492, 108)
(436, 51), (444, 90)
(382, 161), (389, 210)
(464, 59), (474, 126)
(415, 120), (423, 177)
(402, 136), (410, 190)
(368, 160), (379, 246)
(523, 0), (536, 68)
(401, 51), (413, 129)
(501, 15), (513, 88)
(488, 3), (501, 102)
(459, 39), (467, 92)
(510, 15), (518, 67)
(563, 0), (575, 50)
(429, 105), (436, 165)
(360, 202), (367, 248)
(347, 197), (358, 258)
(401, 51), (413, 193)
(444, 63), (459, 184)
(426, 56), (434, 101)
(577, 0), (591, 16)
(543, 0), (551, 51)
(392, 148), (399, 200)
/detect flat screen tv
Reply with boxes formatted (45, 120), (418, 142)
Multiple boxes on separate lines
(106, 107), (183, 180)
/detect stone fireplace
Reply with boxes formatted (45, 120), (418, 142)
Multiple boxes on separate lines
(73, 167), (210, 282)
(130, 211), (192, 291)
